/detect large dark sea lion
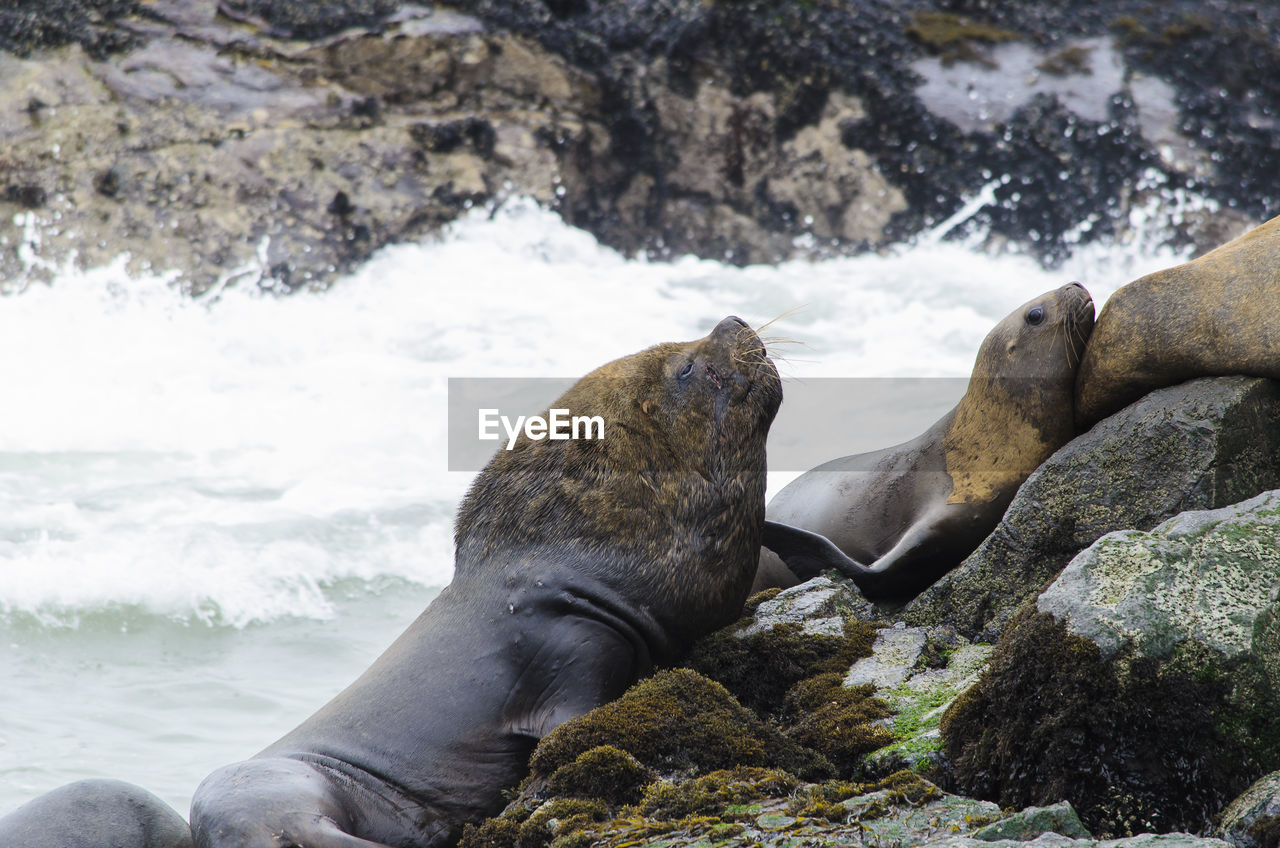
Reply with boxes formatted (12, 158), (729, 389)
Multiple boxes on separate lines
(1075, 214), (1280, 429)
(757, 283), (1094, 603)
(189, 316), (781, 848)
(0, 779), (193, 848)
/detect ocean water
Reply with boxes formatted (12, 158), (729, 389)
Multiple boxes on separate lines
(0, 194), (1202, 818)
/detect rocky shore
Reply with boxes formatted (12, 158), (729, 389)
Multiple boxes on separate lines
(5, 0), (1280, 291)
(456, 376), (1280, 848)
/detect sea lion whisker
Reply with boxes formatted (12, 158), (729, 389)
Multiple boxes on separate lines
(759, 335), (806, 348)
(754, 306), (806, 335)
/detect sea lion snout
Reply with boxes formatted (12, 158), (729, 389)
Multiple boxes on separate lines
(1059, 282), (1096, 357)
(703, 316), (774, 401)
(709, 314), (757, 350)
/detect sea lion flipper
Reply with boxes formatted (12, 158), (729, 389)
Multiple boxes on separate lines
(762, 520), (871, 582)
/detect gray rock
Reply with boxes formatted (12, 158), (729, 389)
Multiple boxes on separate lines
(945, 489), (1280, 835)
(1037, 490), (1280, 662)
(972, 801), (1092, 841)
(740, 576), (860, 637)
(567, 772), (1226, 848)
(0, 5), (606, 293)
(1217, 770), (1280, 848)
(903, 376), (1280, 641)
(927, 837), (1231, 848)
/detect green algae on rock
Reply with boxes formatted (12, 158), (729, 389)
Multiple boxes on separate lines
(846, 624), (995, 779)
(682, 577), (896, 777)
(944, 490), (1280, 836)
(1038, 493), (1280, 661)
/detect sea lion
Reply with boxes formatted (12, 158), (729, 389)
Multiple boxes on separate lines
(189, 316), (781, 848)
(1075, 214), (1280, 429)
(757, 283), (1094, 603)
(0, 779), (193, 848)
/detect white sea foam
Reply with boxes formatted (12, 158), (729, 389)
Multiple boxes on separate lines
(0, 197), (1198, 627)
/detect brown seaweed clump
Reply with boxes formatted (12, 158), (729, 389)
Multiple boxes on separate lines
(683, 613), (879, 714)
(528, 668), (830, 782)
(545, 746), (653, 806)
(942, 609), (1280, 836)
(782, 672), (895, 774)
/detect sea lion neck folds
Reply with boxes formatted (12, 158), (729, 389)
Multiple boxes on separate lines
(189, 316), (780, 848)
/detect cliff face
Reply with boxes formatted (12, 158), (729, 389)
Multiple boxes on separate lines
(3, 0), (1279, 290)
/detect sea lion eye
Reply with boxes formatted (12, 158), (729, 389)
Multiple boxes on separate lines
(678, 361), (694, 380)
(1025, 306), (1045, 326)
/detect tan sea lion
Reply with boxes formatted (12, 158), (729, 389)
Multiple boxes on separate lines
(1075, 214), (1280, 429)
(758, 283), (1094, 602)
(185, 317), (782, 848)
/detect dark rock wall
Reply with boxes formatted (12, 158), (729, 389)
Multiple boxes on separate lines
(3, 0), (1280, 289)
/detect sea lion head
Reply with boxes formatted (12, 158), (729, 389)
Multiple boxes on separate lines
(973, 282), (1095, 388)
(455, 316), (782, 643)
(945, 282), (1095, 504)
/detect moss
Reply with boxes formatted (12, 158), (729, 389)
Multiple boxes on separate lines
(548, 833), (595, 848)
(518, 799), (609, 848)
(684, 617), (878, 715)
(546, 745), (653, 805)
(528, 668), (830, 781)
(905, 11), (1020, 65)
(741, 587), (781, 618)
(1037, 45), (1093, 76)
(461, 799), (609, 848)
(941, 608), (1272, 836)
(802, 780), (861, 803)
(914, 635), (955, 671)
(795, 799), (850, 821)
(638, 766), (798, 819)
(1160, 14), (1213, 45)
(906, 11), (1021, 47)
(1108, 15), (1149, 43)
(458, 815), (523, 848)
(860, 769), (940, 804)
(781, 672), (894, 774)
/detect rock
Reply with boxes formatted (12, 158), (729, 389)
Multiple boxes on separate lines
(0, 0), (140, 59)
(972, 801), (1092, 841)
(6, 1), (1280, 286)
(218, 0), (402, 39)
(0, 3), (604, 292)
(481, 767), (1228, 848)
(461, 0), (1280, 263)
(903, 377), (1280, 641)
(740, 576), (862, 637)
(942, 489), (1280, 836)
(1217, 770), (1280, 848)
